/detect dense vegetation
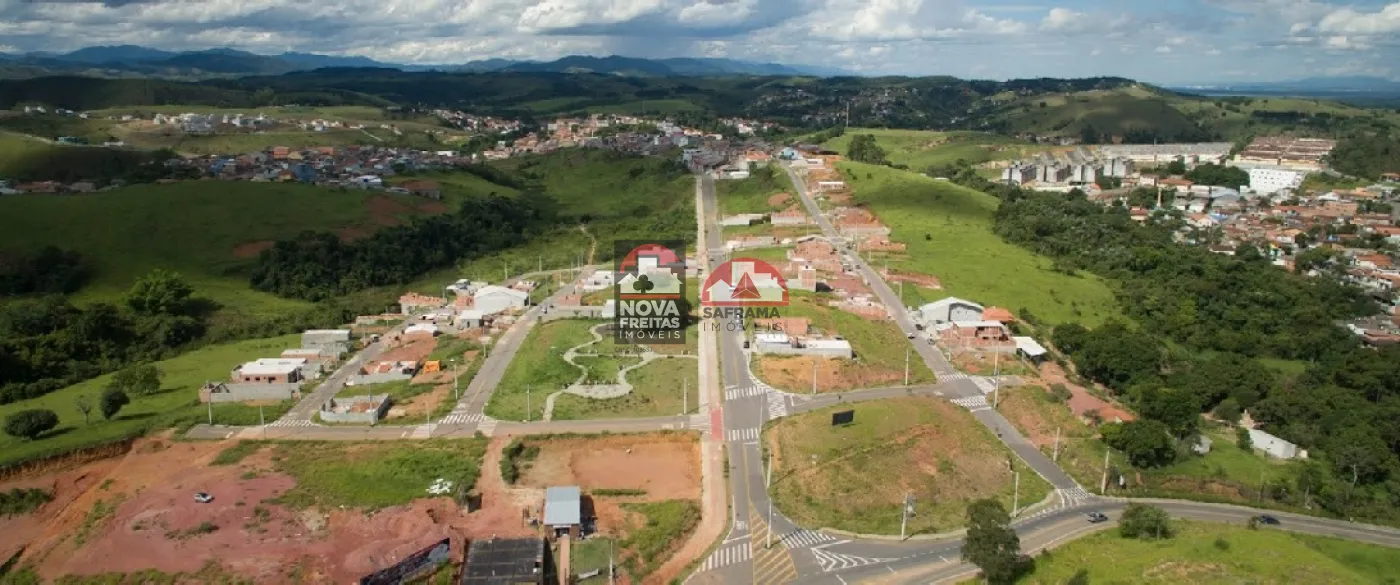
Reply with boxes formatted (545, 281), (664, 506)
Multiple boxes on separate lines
(0, 487), (52, 517)
(250, 194), (551, 300)
(1327, 131), (1400, 179)
(987, 188), (1400, 524)
(0, 246), (88, 296)
(0, 144), (192, 185)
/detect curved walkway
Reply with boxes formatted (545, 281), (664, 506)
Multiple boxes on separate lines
(541, 323), (697, 420)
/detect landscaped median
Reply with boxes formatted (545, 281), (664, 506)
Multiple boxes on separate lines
(763, 397), (1049, 536)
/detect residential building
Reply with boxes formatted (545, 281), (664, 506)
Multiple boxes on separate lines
(543, 486), (582, 540)
(474, 285), (529, 315)
(1248, 167), (1306, 195)
(302, 329), (351, 351)
(399, 292), (447, 315)
(463, 538), (551, 585)
(231, 358), (307, 384)
(914, 297), (985, 326)
(1248, 428), (1308, 460)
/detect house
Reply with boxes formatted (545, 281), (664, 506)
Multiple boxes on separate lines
(474, 285), (529, 315)
(753, 317), (810, 336)
(280, 347), (336, 369)
(579, 270), (614, 292)
(771, 207), (812, 225)
(231, 358), (307, 384)
(936, 320), (1013, 348)
(982, 307), (1015, 323)
(1192, 435), (1213, 455)
(543, 486), (582, 540)
(719, 213), (765, 227)
(302, 329), (351, 352)
(1248, 428), (1307, 460)
(399, 293), (446, 315)
(351, 360), (419, 386)
(1013, 336), (1049, 363)
(1356, 254), (1393, 270)
(751, 332), (854, 359)
(914, 297), (985, 326)
(404, 323), (441, 337)
(455, 309), (486, 329)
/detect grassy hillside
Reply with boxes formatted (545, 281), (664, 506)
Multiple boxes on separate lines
(494, 149), (693, 221)
(983, 87), (1210, 141)
(1022, 521), (1400, 584)
(0, 334), (300, 468)
(840, 161), (1121, 326)
(822, 128), (1047, 169)
(0, 182), (450, 314)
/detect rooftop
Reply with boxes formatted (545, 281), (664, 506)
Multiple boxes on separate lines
(543, 486), (581, 526)
(236, 358), (307, 376)
(463, 538), (546, 585)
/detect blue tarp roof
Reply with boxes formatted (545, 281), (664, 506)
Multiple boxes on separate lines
(543, 486), (580, 526)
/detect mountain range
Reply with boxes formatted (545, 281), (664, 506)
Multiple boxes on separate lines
(1173, 76), (1400, 96)
(0, 46), (848, 79)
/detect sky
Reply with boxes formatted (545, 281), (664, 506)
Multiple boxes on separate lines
(0, 0), (1398, 84)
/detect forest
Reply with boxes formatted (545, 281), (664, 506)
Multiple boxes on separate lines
(250, 194), (552, 301)
(989, 188), (1400, 523)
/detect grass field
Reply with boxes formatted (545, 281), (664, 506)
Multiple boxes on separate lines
(0, 334), (301, 468)
(765, 398), (1050, 535)
(267, 439), (487, 510)
(494, 149), (693, 222)
(1021, 521), (1400, 584)
(485, 319), (602, 421)
(618, 500), (701, 580)
(714, 166), (796, 215)
(752, 290), (935, 392)
(998, 384), (1111, 489)
(551, 357), (697, 420)
(840, 161), (1122, 326)
(822, 128), (1043, 170)
(0, 182), (450, 315)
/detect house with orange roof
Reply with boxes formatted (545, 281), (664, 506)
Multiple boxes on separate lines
(982, 307), (1016, 322)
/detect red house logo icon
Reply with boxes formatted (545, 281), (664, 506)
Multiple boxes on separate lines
(701, 258), (789, 307)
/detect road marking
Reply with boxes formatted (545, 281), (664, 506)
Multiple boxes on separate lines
(950, 395), (990, 411)
(439, 412), (483, 425)
(780, 529), (837, 549)
(266, 419), (318, 428)
(727, 428), (759, 442)
(812, 539), (849, 550)
(810, 548), (899, 573)
(835, 576), (847, 585)
(725, 384), (768, 400)
(700, 543), (752, 571)
(766, 390), (789, 420)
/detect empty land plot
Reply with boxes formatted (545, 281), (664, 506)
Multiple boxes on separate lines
(1021, 521), (1400, 585)
(485, 319), (602, 421)
(765, 397), (1050, 535)
(10, 437), (487, 584)
(997, 384), (1108, 488)
(715, 166), (794, 215)
(838, 161), (1122, 326)
(753, 291), (934, 392)
(550, 356), (697, 420)
(822, 128), (1043, 170)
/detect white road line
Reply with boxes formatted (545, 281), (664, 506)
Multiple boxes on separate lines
(781, 529), (837, 549)
(700, 543), (751, 571)
(726, 428), (759, 442)
(950, 395), (989, 411)
(811, 548), (899, 573)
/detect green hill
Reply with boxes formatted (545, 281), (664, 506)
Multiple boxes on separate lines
(839, 161), (1121, 325)
(0, 182), (461, 315)
(821, 128), (1048, 170)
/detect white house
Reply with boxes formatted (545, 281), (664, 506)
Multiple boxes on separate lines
(1248, 428), (1307, 460)
(473, 285), (529, 315)
(719, 213), (765, 227)
(454, 309), (486, 329)
(579, 270), (615, 292)
(914, 297), (984, 326)
(1248, 167), (1305, 195)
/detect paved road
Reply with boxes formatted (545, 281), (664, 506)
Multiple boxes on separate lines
(279, 317), (414, 422)
(780, 163), (1078, 491)
(443, 268), (594, 425)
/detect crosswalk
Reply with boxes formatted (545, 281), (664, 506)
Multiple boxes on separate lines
(810, 548), (897, 573)
(267, 419), (317, 428)
(727, 427), (760, 442)
(780, 529), (837, 549)
(700, 543), (751, 571)
(725, 384), (769, 400)
(439, 412), (483, 425)
(950, 395), (990, 411)
(687, 413), (709, 432)
(766, 390), (789, 420)
(1058, 487), (1095, 507)
(940, 371), (972, 381)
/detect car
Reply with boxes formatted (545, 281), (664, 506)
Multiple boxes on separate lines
(1254, 515), (1281, 525)
(193, 492), (213, 504)
(907, 333), (916, 339)
(1086, 511), (1109, 523)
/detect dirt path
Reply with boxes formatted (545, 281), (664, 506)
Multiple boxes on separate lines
(580, 224), (598, 266)
(458, 437), (538, 539)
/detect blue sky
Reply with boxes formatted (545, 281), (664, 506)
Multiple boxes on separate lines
(0, 0), (1397, 84)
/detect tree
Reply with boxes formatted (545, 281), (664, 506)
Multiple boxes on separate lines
(1119, 503), (1173, 539)
(75, 394), (93, 425)
(106, 364), (162, 397)
(1165, 159), (1187, 175)
(1237, 426), (1253, 452)
(1103, 419), (1177, 468)
(1134, 385), (1201, 439)
(3, 409), (59, 440)
(124, 269), (193, 315)
(99, 387), (130, 421)
(962, 498), (1024, 584)
(846, 134), (889, 165)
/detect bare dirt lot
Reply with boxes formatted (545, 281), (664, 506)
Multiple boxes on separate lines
(0, 437), (497, 584)
(758, 354), (905, 392)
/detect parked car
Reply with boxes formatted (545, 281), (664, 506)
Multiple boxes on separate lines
(194, 492), (214, 504)
(1254, 515), (1281, 525)
(1086, 511), (1109, 523)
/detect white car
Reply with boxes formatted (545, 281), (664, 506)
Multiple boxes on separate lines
(193, 492), (213, 504)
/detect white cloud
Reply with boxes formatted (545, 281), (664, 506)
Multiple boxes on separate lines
(1316, 2), (1400, 35)
(1155, 45), (1172, 53)
(519, 0), (668, 31)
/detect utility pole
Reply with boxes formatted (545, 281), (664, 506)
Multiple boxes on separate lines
(1100, 448), (1111, 495)
(608, 540), (615, 585)
(1053, 426), (1061, 462)
(1258, 468), (1267, 502)
(811, 361), (817, 395)
(452, 359), (459, 401)
(207, 400), (212, 425)
(767, 497), (773, 549)
(260, 405), (266, 439)
(682, 378), (688, 415)
(425, 403), (431, 438)
(1346, 464), (1359, 517)
(904, 346), (910, 386)
(526, 384), (532, 422)
(992, 350), (1001, 408)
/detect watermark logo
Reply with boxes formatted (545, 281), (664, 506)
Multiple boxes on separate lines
(613, 240), (687, 344)
(700, 257), (788, 324)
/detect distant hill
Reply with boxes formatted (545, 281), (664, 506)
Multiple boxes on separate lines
(1174, 76), (1400, 97)
(0, 46), (848, 79)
